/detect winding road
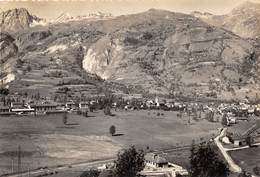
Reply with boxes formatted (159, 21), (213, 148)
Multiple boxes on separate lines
(214, 128), (242, 173)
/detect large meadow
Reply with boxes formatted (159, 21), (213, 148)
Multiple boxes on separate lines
(0, 110), (221, 174)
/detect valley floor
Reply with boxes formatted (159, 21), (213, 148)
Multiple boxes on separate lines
(0, 110), (221, 175)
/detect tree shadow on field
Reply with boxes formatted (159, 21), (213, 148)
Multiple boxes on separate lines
(112, 133), (124, 137)
(56, 126), (76, 129)
(65, 123), (79, 126)
(86, 115), (96, 118)
(250, 144), (259, 148)
(109, 113), (116, 117)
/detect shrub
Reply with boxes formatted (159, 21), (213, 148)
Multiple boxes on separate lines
(79, 169), (100, 177)
(124, 37), (140, 45)
(142, 32), (153, 40)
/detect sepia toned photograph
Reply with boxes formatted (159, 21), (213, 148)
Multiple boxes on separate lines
(0, 0), (260, 176)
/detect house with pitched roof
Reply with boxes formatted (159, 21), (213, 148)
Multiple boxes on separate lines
(226, 120), (260, 147)
(145, 153), (168, 168)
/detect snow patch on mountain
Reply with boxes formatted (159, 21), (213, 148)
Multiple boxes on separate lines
(51, 11), (113, 24)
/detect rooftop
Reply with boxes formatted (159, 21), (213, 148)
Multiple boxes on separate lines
(145, 153), (168, 164)
(227, 120), (260, 139)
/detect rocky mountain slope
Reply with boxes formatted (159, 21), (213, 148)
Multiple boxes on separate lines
(82, 9), (259, 99)
(0, 8), (45, 33)
(193, 1), (260, 39)
(0, 33), (18, 86)
(1, 8), (260, 101)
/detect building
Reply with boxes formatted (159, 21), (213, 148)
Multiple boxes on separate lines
(0, 106), (10, 113)
(79, 102), (89, 110)
(31, 104), (58, 113)
(227, 120), (260, 147)
(11, 102), (25, 109)
(65, 101), (77, 110)
(145, 153), (169, 168)
(0, 106), (15, 116)
(10, 102), (35, 115)
(143, 153), (188, 177)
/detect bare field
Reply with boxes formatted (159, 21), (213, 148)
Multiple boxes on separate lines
(0, 110), (221, 174)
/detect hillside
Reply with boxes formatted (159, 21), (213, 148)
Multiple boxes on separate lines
(193, 1), (260, 39)
(82, 9), (258, 100)
(1, 8), (260, 101)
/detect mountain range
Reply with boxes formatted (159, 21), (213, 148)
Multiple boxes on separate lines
(192, 1), (260, 39)
(1, 2), (260, 101)
(52, 11), (113, 24)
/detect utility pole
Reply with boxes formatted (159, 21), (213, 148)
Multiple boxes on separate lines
(27, 164), (30, 177)
(0, 8), (4, 87)
(11, 158), (14, 173)
(17, 145), (21, 175)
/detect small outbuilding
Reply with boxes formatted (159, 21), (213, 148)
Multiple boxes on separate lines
(145, 153), (168, 168)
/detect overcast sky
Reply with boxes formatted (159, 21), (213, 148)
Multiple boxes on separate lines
(0, 0), (260, 19)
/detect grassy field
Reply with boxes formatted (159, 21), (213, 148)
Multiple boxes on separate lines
(0, 110), (221, 174)
(229, 146), (260, 175)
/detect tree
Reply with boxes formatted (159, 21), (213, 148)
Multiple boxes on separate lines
(221, 114), (229, 127)
(26, 65), (32, 72)
(0, 88), (9, 95)
(205, 111), (215, 122)
(190, 142), (230, 177)
(109, 125), (116, 136)
(84, 110), (88, 117)
(79, 169), (100, 177)
(114, 146), (145, 177)
(63, 113), (68, 125)
(245, 136), (253, 147)
(104, 105), (112, 116)
(253, 166), (260, 176)
(103, 89), (114, 116)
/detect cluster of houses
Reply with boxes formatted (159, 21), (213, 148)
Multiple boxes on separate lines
(0, 100), (92, 116)
(2, 93), (260, 119)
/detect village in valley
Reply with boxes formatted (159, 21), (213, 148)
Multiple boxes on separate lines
(0, 86), (260, 177)
(1, 0), (260, 177)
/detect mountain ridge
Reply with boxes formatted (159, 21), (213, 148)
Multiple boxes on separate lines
(0, 8), (45, 33)
(0, 8), (260, 101)
(192, 1), (260, 38)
